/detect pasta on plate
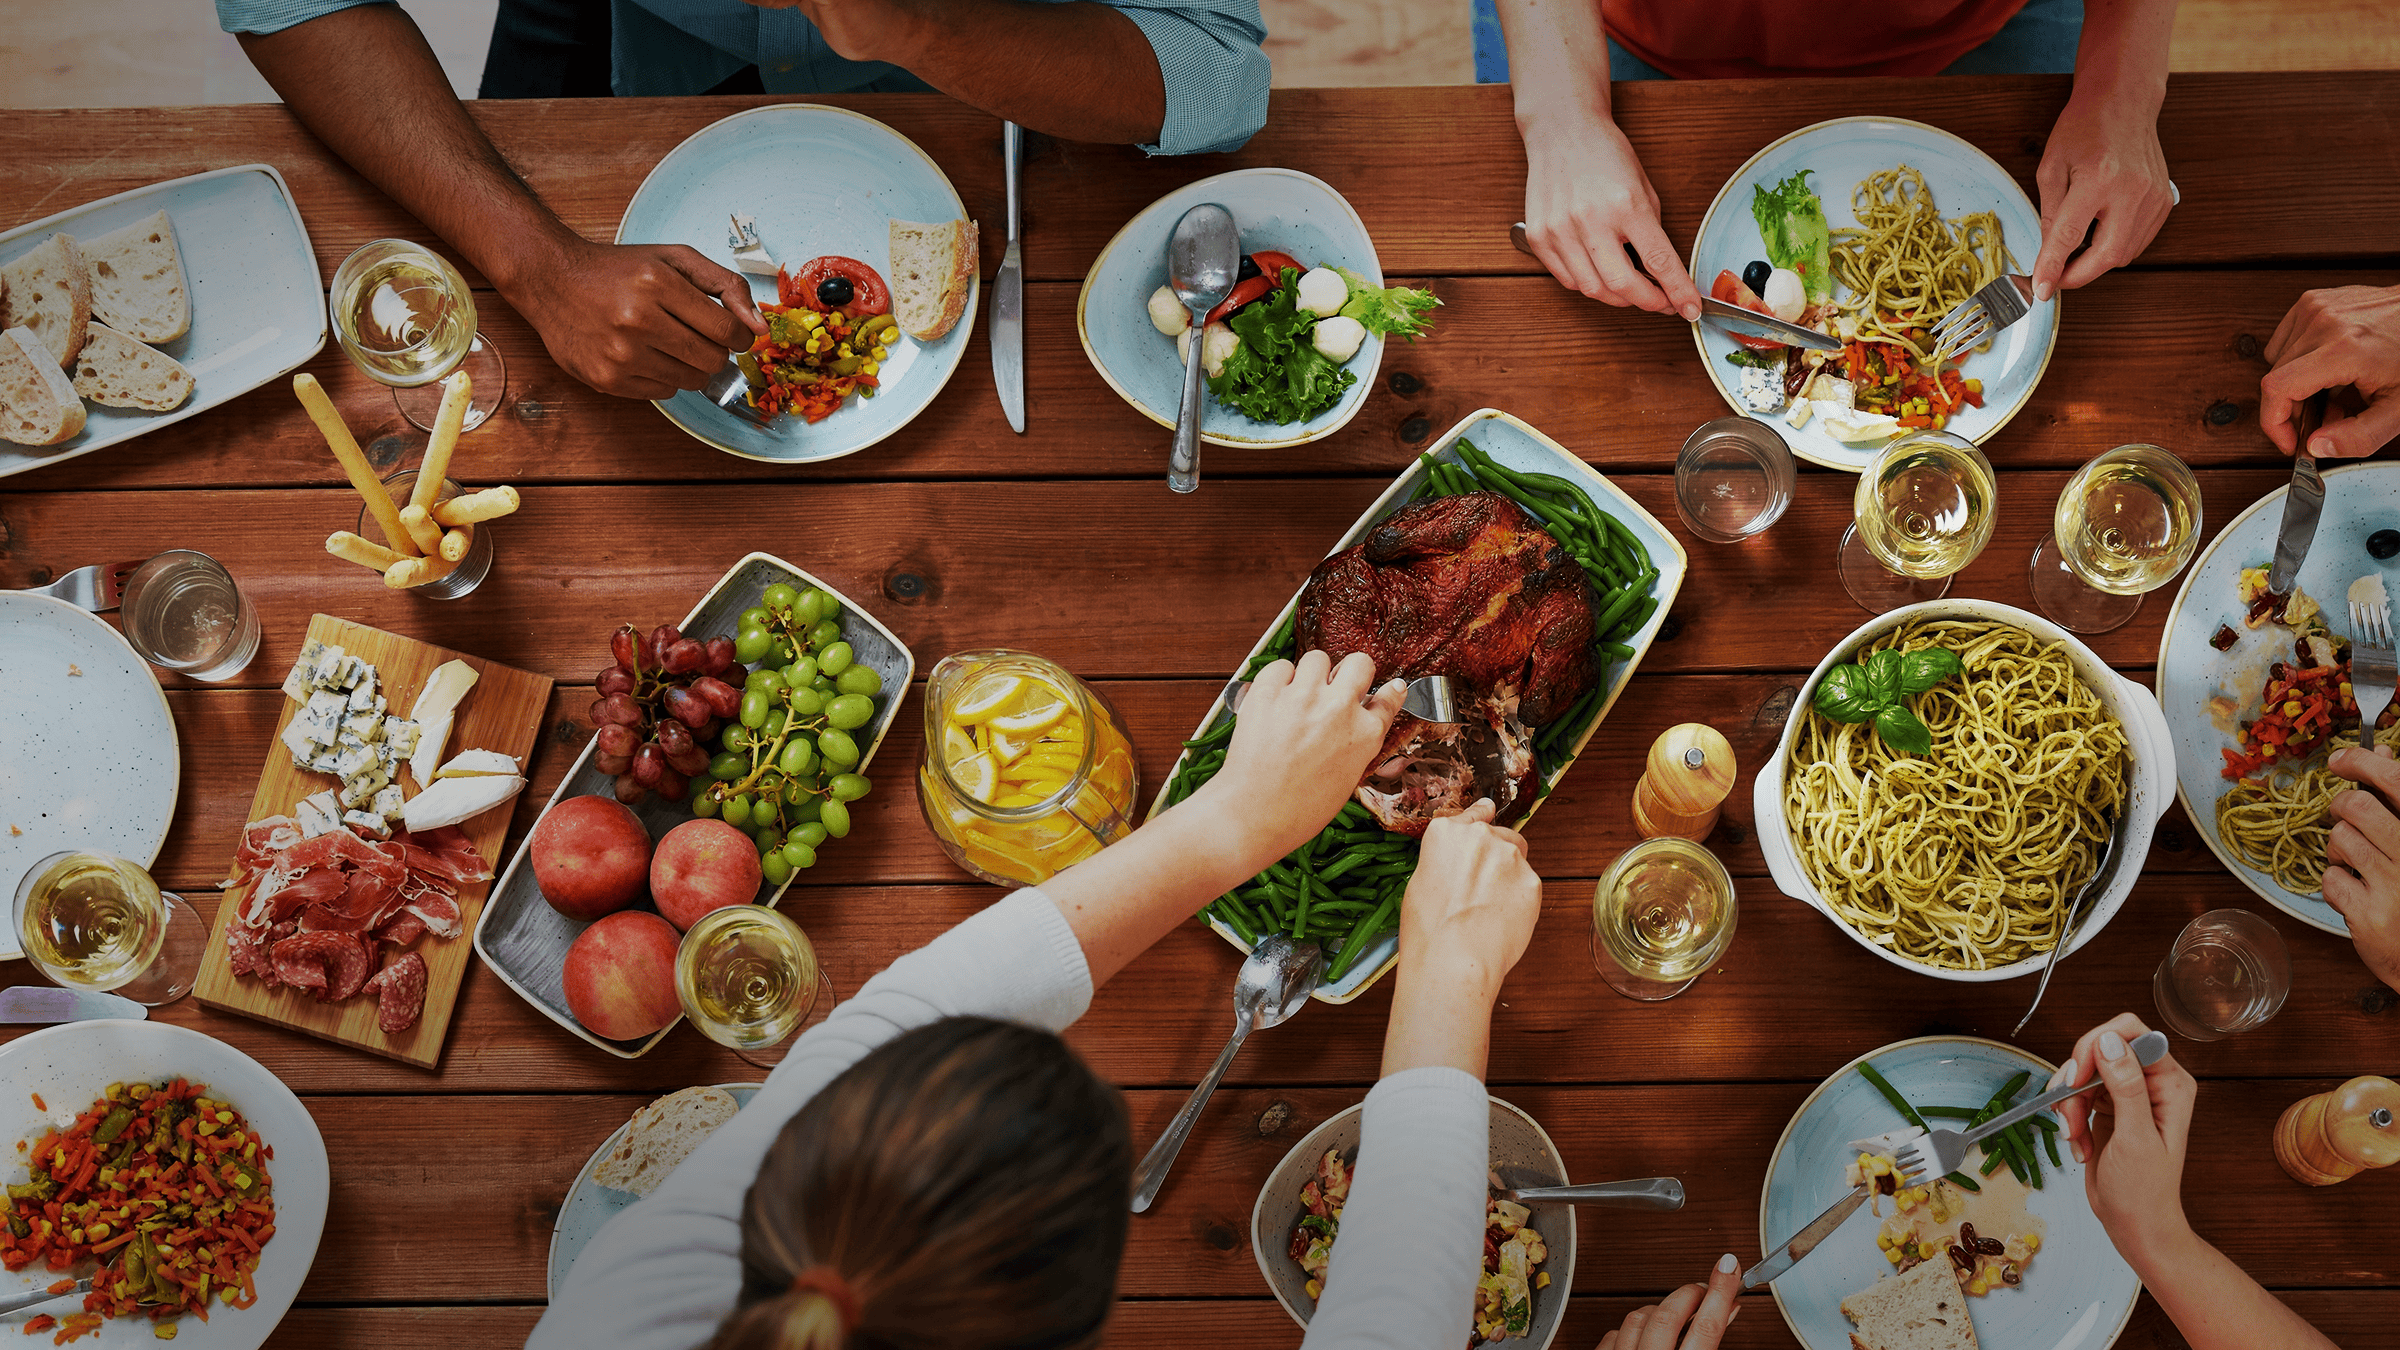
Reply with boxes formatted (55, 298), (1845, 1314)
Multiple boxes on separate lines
(1829, 165), (2015, 366)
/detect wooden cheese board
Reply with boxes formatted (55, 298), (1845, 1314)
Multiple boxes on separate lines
(195, 614), (552, 1068)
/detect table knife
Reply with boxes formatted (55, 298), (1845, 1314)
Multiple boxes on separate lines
(990, 121), (1026, 434)
(1743, 1182), (1870, 1289)
(2267, 392), (2331, 595)
(1506, 222), (1838, 351)
(0, 987), (146, 1023)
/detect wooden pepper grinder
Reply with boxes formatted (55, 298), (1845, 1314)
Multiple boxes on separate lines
(2274, 1075), (2400, 1186)
(1634, 723), (1736, 843)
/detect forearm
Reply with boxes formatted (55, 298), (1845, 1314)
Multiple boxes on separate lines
(873, 0), (1165, 146)
(2070, 0), (2176, 114)
(1380, 951), (1502, 1079)
(2125, 1224), (2340, 1350)
(1040, 776), (1283, 987)
(1496, 0), (1615, 136)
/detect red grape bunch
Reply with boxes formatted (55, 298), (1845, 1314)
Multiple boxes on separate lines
(590, 623), (745, 805)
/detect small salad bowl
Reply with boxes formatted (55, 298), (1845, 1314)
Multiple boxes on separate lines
(1078, 167), (1391, 452)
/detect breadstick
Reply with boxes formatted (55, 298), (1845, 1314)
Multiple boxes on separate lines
(384, 552), (460, 589)
(431, 485), (519, 526)
(397, 503), (445, 554)
(294, 372), (418, 555)
(326, 531), (404, 572)
(439, 523), (473, 562)
(410, 371), (472, 514)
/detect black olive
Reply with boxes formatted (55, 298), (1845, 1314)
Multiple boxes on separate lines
(1237, 255), (1262, 283)
(815, 274), (855, 308)
(1742, 260), (1771, 293)
(2370, 529), (2400, 560)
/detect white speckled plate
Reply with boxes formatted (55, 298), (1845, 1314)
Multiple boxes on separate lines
(0, 1021), (328, 1349)
(547, 1082), (760, 1301)
(0, 592), (179, 959)
(616, 104), (977, 463)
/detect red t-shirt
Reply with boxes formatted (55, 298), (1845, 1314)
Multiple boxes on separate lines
(1603, 0), (2029, 79)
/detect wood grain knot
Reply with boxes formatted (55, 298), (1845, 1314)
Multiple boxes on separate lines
(366, 434), (411, 471)
(1388, 371), (1421, 396)
(2234, 333), (2263, 361)
(883, 567), (931, 604)
(1256, 1099), (1293, 1136)
(516, 399), (547, 421)
(1755, 686), (1798, 728)
(2158, 828), (2188, 853)
(1655, 615), (1684, 643)
(551, 718), (588, 747)
(2207, 402), (2241, 427)
(1400, 416), (1431, 443)
(2358, 984), (2394, 1015)
(1717, 818), (1747, 847)
(1194, 1218), (1240, 1251)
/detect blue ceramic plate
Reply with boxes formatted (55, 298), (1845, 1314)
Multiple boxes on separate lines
(1762, 1037), (2138, 1350)
(1688, 117), (2058, 472)
(1077, 168), (1384, 450)
(616, 105), (977, 463)
(547, 1082), (760, 1300)
(2154, 460), (2400, 936)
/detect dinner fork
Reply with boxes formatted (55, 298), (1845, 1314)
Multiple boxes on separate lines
(1886, 1030), (2169, 1183)
(1925, 272), (2034, 370)
(15, 558), (144, 612)
(0, 1277), (89, 1316)
(700, 356), (777, 428)
(2349, 598), (2397, 740)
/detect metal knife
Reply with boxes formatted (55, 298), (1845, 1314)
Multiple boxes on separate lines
(0, 987), (146, 1023)
(1506, 222), (1839, 351)
(2267, 392), (2332, 595)
(990, 121), (1026, 434)
(1744, 1182), (1871, 1289)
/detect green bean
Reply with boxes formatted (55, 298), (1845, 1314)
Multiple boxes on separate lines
(1600, 640), (1635, 660)
(1857, 1061), (1929, 1131)
(1981, 1147), (2010, 1177)
(2025, 1114), (2059, 1133)
(1609, 594), (1660, 640)
(2042, 1126), (2062, 1168)
(1920, 1105), (1982, 1119)
(1337, 801), (1372, 827)
(1213, 901), (1257, 946)
(1943, 1171), (1981, 1192)
(1326, 888), (1403, 981)
(1591, 584), (1645, 635)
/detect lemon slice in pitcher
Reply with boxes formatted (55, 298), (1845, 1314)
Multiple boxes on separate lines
(949, 750), (1001, 803)
(940, 722), (980, 768)
(989, 688), (1070, 737)
(950, 672), (1028, 724)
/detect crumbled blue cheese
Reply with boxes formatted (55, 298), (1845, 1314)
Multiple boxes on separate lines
(295, 790), (343, 838)
(339, 765), (388, 809)
(383, 718), (421, 757)
(343, 809), (393, 839)
(1737, 360), (1786, 412)
(370, 783), (406, 822)
(342, 709), (384, 743)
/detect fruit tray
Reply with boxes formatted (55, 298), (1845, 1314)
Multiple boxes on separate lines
(1144, 408), (1688, 1004)
(473, 552), (915, 1059)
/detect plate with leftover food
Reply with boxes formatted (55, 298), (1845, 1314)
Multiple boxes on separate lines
(1688, 117), (2057, 472)
(548, 1083), (758, 1300)
(617, 104), (978, 463)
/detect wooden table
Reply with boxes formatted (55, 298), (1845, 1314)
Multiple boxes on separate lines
(4, 74), (2397, 1349)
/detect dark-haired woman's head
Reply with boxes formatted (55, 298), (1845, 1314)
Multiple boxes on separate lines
(703, 1017), (1132, 1350)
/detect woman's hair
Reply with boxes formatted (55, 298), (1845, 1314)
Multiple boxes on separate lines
(703, 1016), (1132, 1350)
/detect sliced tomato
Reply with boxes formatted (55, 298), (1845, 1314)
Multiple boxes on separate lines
(1709, 269), (1785, 350)
(1250, 250), (1306, 285)
(778, 256), (892, 316)
(1206, 275), (1273, 325)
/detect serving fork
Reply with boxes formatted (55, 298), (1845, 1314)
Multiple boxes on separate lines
(14, 559), (144, 612)
(700, 357), (777, 428)
(1886, 1030), (2170, 1184)
(2350, 598), (2397, 739)
(1925, 272), (2034, 371)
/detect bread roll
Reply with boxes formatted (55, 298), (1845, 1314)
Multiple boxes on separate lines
(0, 325), (87, 446)
(72, 321), (193, 411)
(83, 210), (189, 344)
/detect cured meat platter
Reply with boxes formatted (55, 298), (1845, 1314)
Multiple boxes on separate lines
(194, 615), (552, 1069)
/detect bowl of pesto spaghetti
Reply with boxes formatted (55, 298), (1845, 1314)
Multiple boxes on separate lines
(1757, 600), (2175, 980)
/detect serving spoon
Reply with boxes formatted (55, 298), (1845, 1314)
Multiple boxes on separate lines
(1131, 934), (1321, 1211)
(1166, 203), (1239, 495)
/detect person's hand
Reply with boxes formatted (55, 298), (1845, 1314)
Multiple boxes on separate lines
(1397, 799), (1540, 997)
(2050, 1014), (2197, 1265)
(2029, 90), (2175, 301)
(503, 236), (766, 401)
(2322, 744), (2400, 988)
(1204, 651), (1403, 867)
(1595, 1252), (1742, 1350)
(1519, 113), (1702, 319)
(2260, 285), (2400, 459)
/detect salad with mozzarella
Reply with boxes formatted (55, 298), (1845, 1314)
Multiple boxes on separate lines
(1147, 249), (1438, 425)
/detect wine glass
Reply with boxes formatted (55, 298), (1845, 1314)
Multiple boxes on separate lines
(1839, 429), (1998, 613)
(675, 904), (835, 1069)
(2029, 443), (2203, 633)
(13, 852), (204, 1007)
(1590, 837), (1737, 1002)
(329, 239), (507, 432)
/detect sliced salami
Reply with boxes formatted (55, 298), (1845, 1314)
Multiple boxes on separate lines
(270, 930), (373, 1002)
(362, 952), (428, 1034)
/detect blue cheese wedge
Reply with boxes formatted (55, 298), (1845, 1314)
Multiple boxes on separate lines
(1736, 359), (1785, 413)
(370, 783), (406, 823)
(383, 717), (421, 757)
(343, 809), (393, 839)
(295, 790), (343, 838)
(342, 709), (384, 743)
(339, 764), (389, 809)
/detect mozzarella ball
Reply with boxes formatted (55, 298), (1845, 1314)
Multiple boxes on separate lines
(1295, 266), (1349, 318)
(1763, 268), (1806, 322)
(1311, 315), (1367, 363)
(1148, 285), (1190, 337)
(1180, 322), (1239, 378)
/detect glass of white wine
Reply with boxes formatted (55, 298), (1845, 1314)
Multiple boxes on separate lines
(2029, 443), (2204, 633)
(1839, 429), (1998, 614)
(13, 852), (205, 1006)
(1590, 837), (1737, 1002)
(675, 905), (835, 1069)
(329, 239), (506, 432)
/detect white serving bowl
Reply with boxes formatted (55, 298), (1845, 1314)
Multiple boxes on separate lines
(1754, 599), (2175, 981)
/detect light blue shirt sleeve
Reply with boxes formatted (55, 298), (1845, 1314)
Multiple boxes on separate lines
(214, 0), (379, 35)
(1111, 0), (1271, 156)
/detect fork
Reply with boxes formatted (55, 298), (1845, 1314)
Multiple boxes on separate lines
(0, 1277), (89, 1316)
(699, 356), (777, 428)
(15, 558), (144, 612)
(1887, 1030), (2170, 1182)
(2349, 598), (2397, 741)
(1925, 272), (2035, 371)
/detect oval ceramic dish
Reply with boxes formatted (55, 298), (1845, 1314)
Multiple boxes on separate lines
(1755, 599), (2175, 981)
(616, 104), (978, 463)
(1078, 167), (1384, 450)
(548, 1082), (761, 1300)
(1688, 117), (2057, 472)
(1761, 1036), (2138, 1350)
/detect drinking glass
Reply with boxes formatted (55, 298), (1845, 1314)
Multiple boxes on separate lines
(1590, 837), (1737, 1001)
(360, 468), (495, 599)
(674, 904), (835, 1069)
(329, 239), (506, 432)
(1674, 416), (1796, 543)
(2029, 444), (2203, 634)
(13, 851), (203, 1006)
(2153, 908), (2291, 1041)
(1839, 429), (1997, 613)
(118, 549), (260, 681)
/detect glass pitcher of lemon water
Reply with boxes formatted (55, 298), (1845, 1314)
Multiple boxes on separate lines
(917, 651), (1141, 887)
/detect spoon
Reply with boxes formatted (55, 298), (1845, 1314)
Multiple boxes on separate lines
(1165, 203), (1240, 496)
(1131, 933), (1322, 1211)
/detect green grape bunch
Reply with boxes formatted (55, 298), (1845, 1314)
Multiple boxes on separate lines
(687, 583), (883, 884)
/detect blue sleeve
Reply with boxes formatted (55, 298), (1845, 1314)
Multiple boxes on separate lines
(1108, 0), (1270, 156)
(215, 0), (383, 35)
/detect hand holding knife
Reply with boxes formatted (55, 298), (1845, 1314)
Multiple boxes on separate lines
(1508, 223), (1839, 351)
(2268, 391), (2332, 596)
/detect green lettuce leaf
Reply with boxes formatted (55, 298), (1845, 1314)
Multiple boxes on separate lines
(1208, 277), (1356, 424)
(1333, 267), (1441, 340)
(1750, 170), (1833, 303)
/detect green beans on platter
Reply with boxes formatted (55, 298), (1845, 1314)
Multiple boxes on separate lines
(1858, 1059), (2059, 1194)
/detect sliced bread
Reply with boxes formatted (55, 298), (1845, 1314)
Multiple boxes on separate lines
(0, 235), (93, 368)
(590, 1085), (740, 1198)
(889, 217), (977, 342)
(83, 210), (189, 344)
(1840, 1257), (1979, 1350)
(73, 321), (194, 411)
(0, 325), (87, 446)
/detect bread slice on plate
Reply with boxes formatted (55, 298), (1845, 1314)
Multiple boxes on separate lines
(1840, 1257), (1979, 1350)
(73, 321), (194, 411)
(590, 1085), (740, 1198)
(889, 217), (977, 342)
(83, 210), (189, 344)
(0, 325), (87, 446)
(0, 234), (93, 368)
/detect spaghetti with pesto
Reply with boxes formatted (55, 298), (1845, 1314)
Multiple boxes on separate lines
(1829, 165), (2016, 365)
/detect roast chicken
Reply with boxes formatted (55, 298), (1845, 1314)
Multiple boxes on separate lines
(1294, 491), (1598, 834)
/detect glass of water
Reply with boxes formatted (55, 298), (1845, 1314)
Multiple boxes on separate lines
(2153, 908), (2291, 1041)
(118, 550), (260, 682)
(1674, 417), (1795, 543)
(364, 468), (496, 599)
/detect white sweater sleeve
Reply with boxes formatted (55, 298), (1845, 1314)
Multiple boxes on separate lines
(526, 886), (1092, 1350)
(1298, 1066), (1489, 1350)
